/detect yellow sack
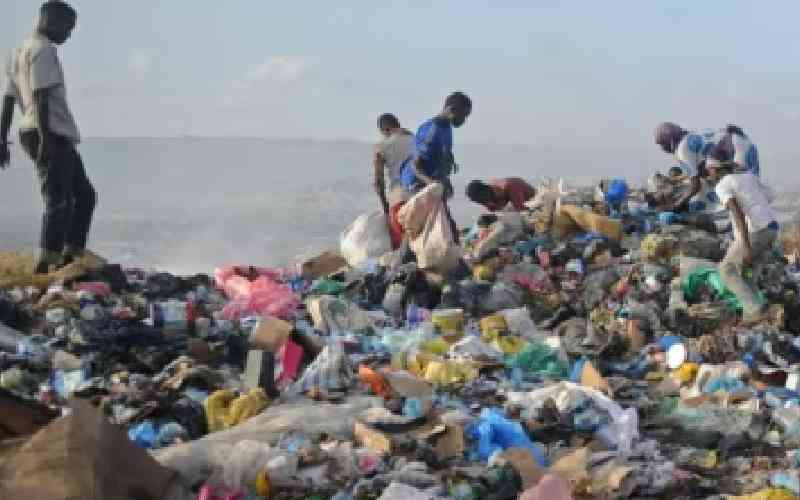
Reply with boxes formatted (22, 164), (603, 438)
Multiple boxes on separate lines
(204, 389), (269, 432)
(672, 362), (700, 384)
(730, 488), (799, 500)
(552, 205), (622, 242)
(0, 250), (106, 289)
(422, 360), (479, 385)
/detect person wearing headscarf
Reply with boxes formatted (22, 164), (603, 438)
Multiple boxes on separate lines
(708, 124), (760, 176)
(653, 122), (706, 212)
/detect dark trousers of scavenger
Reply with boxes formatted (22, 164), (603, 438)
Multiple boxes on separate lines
(19, 131), (96, 258)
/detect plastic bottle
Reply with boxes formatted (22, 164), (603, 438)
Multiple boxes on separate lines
(403, 398), (424, 419)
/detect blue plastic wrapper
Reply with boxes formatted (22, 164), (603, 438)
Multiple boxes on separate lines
(570, 358), (586, 383)
(658, 211), (682, 225)
(465, 408), (548, 466)
(155, 421), (188, 448)
(52, 365), (91, 399)
(658, 335), (684, 352)
(403, 398), (424, 419)
(703, 376), (748, 395)
(605, 179), (628, 204)
(771, 471), (800, 494)
(128, 420), (158, 448)
(687, 200), (707, 212)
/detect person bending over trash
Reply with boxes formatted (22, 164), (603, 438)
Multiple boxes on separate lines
(653, 122), (709, 213)
(465, 177), (536, 212)
(1, 1), (96, 274)
(707, 155), (778, 324)
(373, 113), (414, 249)
(399, 91), (472, 243)
(708, 124), (760, 177)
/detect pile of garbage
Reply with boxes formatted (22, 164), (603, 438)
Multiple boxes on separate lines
(3, 177), (800, 500)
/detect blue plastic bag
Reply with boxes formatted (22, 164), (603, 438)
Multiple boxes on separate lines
(465, 408), (548, 466)
(605, 179), (628, 204)
(658, 211), (682, 225)
(128, 420), (158, 448)
(155, 421), (188, 448)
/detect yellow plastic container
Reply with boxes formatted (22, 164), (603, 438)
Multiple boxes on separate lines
(431, 308), (465, 343)
(421, 337), (450, 355)
(479, 314), (508, 337)
(472, 263), (496, 281)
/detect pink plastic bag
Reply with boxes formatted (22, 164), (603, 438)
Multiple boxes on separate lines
(215, 266), (300, 321)
(74, 281), (112, 297)
(219, 280), (300, 321)
(277, 339), (303, 384)
(214, 265), (286, 291)
(197, 484), (244, 500)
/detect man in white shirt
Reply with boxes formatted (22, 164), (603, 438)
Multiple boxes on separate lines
(373, 113), (414, 249)
(0, 1), (95, 274)
(709, 158), (778, 323)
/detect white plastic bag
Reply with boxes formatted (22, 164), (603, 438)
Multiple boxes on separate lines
(411, 202), (453, 269)
(507, 382), (639, 455)
(340, 211), (392, 268)
(473, 211), (526, 259)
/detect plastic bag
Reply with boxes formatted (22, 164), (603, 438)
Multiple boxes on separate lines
(307, 295), (375, 334)
(289, 339), (353, 395)
(474, 212), (526, 260)
(501, 308), (538, 339)
(482, 281), (525, 313)
(217, 440), (298, 491)
(509, 342), (569, 379)
(682, 265), (761, 312)
(465, 408), (548, 466)
(507, 382), (639, 455)
(340, 211), (393, 268)
(410, 201), (460, 271)
(204, 389), (269, 433)
(398, 183), (445, 239)
(219, 273), (300, 321)
(397, 183), (460, 272)
(153, 397), (381, 486)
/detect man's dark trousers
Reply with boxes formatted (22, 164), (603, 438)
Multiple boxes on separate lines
(19, 130), (96, 259)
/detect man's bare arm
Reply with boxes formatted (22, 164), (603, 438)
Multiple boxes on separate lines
(672, 175), (701, 211)
(373, 148), (389, 213)
(728, 197), (752, 263)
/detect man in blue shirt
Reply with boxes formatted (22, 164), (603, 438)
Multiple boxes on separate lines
(400, 92), (472, 196)
(399, 92), (471, 246)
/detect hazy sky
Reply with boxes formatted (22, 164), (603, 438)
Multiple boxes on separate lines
(2, 1), (799, 150)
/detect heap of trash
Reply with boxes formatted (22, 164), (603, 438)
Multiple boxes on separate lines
(3, 177), (800, 500)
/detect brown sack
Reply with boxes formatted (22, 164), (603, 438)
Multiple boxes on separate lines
(552, 205), (623, 242)
(0, 399), (191, 500)
(299, 251), (347, 279)
(0, 388), (58, 440)
(249, 315), (292, 352)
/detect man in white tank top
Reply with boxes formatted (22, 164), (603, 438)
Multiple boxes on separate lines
(708, 157), (778, 323)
